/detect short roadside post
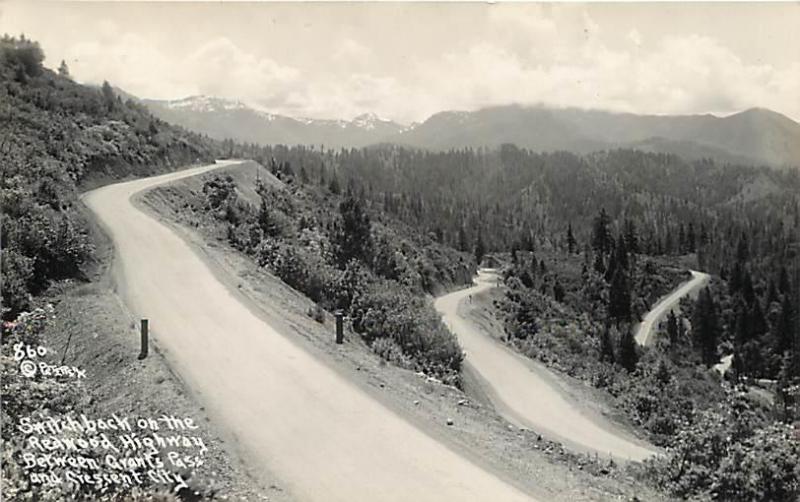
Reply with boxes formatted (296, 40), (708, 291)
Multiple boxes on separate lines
(334, 310), (344, 344)
(139, 319), (149, 359)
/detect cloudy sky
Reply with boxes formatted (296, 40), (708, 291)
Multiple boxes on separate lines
(1, 1), (798, 124)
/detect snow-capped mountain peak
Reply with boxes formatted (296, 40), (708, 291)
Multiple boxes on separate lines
(165, 95), (247, 113)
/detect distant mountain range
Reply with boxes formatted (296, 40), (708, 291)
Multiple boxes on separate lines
(142, 95), (409, 148)
(141, 95), (800, 168)
(397, 105), (800, 168)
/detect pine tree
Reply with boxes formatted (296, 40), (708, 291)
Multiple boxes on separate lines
(333, 195), (372, 268)
(617, 326), (638, 372)
(774, 295), (796, 356)
(599, 325), (615, 363)
(328, 170), (341, 194)
(57, 59), (70, 78)
(608, 268), (632, 323)
(778, 266), (791, 295)
(258, 198), (279, 237)
(624, 219), (639, 254)
(475, 230), (486, 265)
(592, 208), (612, 254)
(615, 233), (629, 271)
(654, 358), (672, 389)
(686, 222), (696, 253)
(692, 288), (719, 367)
(666, 310), (679, 345)
(593, 252), (606, 275)
(553, 280), (565, 302)
(458, 225), (469, 253)
(101, 80), (116, 112)
(567, 223), (577, 254)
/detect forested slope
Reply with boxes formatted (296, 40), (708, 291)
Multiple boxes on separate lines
(217, 141), (800, 500)
(0, 36), (220, 318)
(145, 159), (475, 385)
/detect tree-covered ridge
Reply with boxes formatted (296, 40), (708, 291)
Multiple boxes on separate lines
(216, 142), (799, 500)
(218, 143), (799, 260)
(0, 35), (220, 318)
(213, 140), (799, 379)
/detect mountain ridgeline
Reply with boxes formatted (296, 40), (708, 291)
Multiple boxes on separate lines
(144, 96), (800, 169)
(144, 96), (409, 149)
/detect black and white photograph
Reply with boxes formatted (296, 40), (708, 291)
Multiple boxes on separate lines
(1, 1), (798, 501)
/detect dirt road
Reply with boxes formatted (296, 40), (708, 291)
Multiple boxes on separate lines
(434, 270), (658, 462)
(82, 161), (535, 502)
(634, 270), (710, 346)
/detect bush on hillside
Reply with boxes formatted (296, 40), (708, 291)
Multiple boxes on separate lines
(646, 389), (799, 501)
(0, 35), (219, 320)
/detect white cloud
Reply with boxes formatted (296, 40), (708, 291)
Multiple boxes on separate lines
(185, 37), (300, 102)
(5, 2), (797, 123)
(332, 39), (372, 67)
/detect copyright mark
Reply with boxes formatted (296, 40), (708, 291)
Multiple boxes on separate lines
(19, 360), (37, 378)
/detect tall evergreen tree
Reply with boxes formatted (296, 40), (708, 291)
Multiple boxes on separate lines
(567, 222), (577, 254)
(57, 59), (70, 78)
(553, 280), (565, 303)
(599, 324), (615, 364)
(617, 326), (638, 372)
(608, 268), (632, 323)
(101, 80), (116, 112)
(692, 288), (719, 367)
(475, 229), (486, 265)
(624, 219), (639, 254)
(591, 208), (612, 254)
(458, 225), (469, 253)
(666, 310), (679, 345)
(774, 295), (796, 357)
(328, 170), (341, 194)
(593, 252), (606, 275)
(333, 195), (372, 268)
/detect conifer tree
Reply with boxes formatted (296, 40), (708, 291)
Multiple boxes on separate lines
(592, 208), (612, 254)
(692, 288), (719, 367)
(458, 225), (469, 253)
(624, 219), (639, 254)
(666, 310), (679, 345)
(333, 194), (372, 268)
(553, 280), (565, 303)
(567, 222), (577, 254)
(58, 59), (70, 78)
(328, 170), (341, 194)
(608, 268), (632, 323)
(599, 324), (615, 363)
(617, 326), (638, 372)
(475, 229), (486, 265)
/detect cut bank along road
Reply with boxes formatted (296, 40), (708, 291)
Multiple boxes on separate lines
(634, 270), (710, 347)
(83, 162), (535, 502)
(434, 270), (658, 462)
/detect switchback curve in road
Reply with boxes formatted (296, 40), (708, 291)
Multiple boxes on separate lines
(434, 270), (658, 462)
(83, 162), (536, 502)
(634, 270), (710, 347)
